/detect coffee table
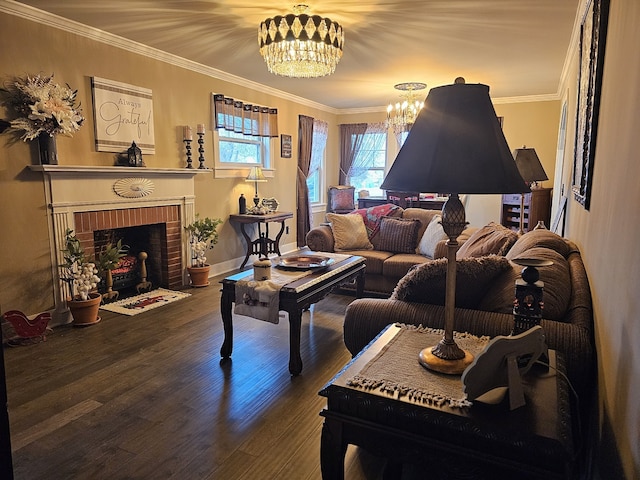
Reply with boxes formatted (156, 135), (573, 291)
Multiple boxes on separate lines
(220, 252), (365, 375)
(319, 324), (575, 479)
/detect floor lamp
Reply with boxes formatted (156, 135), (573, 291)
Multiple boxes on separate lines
(381, 78), (530, 374)
(513, 146), (549, 234)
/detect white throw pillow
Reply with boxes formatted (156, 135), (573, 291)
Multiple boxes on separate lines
(327, 213), (373, 251)
(418, 215), (447, 258)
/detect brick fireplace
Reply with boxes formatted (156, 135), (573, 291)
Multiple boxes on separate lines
(74, 205), (183, 289)
(31, 165), (204, 325)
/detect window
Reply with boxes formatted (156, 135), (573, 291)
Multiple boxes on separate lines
(217, 130), (270, 167)
(307, 120), (328, 204)
(348, 129), (387, 197)
(211, 93), (277, 177)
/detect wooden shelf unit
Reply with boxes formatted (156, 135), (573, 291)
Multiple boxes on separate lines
(501, 187), (552, 232)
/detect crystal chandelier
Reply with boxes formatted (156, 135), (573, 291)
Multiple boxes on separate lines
(386, 82), (427, 133)
(258, 4), (344, 78)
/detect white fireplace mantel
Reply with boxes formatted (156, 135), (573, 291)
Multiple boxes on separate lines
(30, 165), (206, 324)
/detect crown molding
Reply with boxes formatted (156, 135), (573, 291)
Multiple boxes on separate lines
(1, 0), (567, 115)
(0, 0), (339, 114)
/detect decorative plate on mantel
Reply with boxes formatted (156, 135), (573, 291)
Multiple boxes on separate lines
(113, 178), (155, 198)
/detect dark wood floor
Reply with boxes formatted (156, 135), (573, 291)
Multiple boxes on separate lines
(3, 278), (397, 479)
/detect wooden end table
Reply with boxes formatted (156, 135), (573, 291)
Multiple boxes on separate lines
(319, 325), (575, 479)
(220, 253), (365, 375)
(229, 212), (293, 269)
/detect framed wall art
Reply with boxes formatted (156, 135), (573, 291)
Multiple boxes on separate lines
(91, 77), (155, 154)
(280, 134), (292, 158)
(572, 0), (610, 210)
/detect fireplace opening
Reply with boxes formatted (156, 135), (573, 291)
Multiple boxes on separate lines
(94, 224), (168, 294)
(73, 205), (184, 293)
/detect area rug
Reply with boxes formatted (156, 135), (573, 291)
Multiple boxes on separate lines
(99, 288), (191, 316)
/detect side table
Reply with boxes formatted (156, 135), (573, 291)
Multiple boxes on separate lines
(319, 325), (575, 479)
(230, 212), (293, 268)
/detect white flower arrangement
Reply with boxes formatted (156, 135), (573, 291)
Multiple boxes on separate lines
(71, 262), (101, 301)
(192, 241), (208, 267)
(185, 215), (222, 267)
(61, 229), (101, 301)
(1, 74), (84, 141)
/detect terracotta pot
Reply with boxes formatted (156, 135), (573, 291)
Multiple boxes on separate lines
(68, 292), (102, 326)
(187, 265), (210, 287)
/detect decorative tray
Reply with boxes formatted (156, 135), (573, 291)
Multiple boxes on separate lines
(276, 255), (334, 269)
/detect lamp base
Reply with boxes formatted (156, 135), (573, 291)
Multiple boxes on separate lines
(419, 346), (474, 375)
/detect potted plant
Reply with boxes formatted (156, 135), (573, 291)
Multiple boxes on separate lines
(185, 214), (222, 287)
(60, 228), (102, 326)
(97, 239), (129, 303)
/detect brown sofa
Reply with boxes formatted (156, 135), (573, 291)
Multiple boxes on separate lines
(306, 204), (476, 295)
(342, 229), (595, 396)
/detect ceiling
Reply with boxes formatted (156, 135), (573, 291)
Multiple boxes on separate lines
(14, 0), (581, 110)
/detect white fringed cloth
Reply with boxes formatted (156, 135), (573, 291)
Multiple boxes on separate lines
(233, 252), (351, 324)
(234, 252), (353, 324)
(347, 324), (490, 408)
(234, 268), (309, 324)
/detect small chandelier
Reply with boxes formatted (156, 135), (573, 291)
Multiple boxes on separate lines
(386, 82), (427, 133)
(258, 4), (345, 78)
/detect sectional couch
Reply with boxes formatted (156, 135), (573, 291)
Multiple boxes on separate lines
(342, 228), (595, 396)
(305, 204), (477, 295)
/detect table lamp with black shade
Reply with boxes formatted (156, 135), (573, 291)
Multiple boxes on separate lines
(381, 78), (530, 374)
(513, 146), (548, 233)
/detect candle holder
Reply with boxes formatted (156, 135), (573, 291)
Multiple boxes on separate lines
(197, 132), (206, 169)
(183, 139), (193, 169)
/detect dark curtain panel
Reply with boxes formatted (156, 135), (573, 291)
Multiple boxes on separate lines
(296, 115), (314, 247)
(339, 123), (368, 184)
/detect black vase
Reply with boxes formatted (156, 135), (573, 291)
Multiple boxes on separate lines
(37, 133), (58, 165)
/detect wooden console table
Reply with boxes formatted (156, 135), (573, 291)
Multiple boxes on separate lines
(319, 325), (575, 479)
(230, 212), (293, 269)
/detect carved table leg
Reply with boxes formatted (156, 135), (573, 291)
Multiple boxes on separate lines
(238, 223), (253, 269)
(288, 308), (303, 375)
(320, 416), (346, 480)
(274, 220), (286, 256)
(220, 287), (234, 359)
(355, 268), (365, 299)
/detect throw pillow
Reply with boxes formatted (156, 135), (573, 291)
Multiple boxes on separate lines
(376, 216), (421, 254)
(330, 188), (355, 212)
(391, 255), (513, 308)
(326, 213), (373, 251)
(418, 215), (448, 258)
(350, 203), (403, 240)
(456, 222), (519, 259)
(506, 229), (570, 259)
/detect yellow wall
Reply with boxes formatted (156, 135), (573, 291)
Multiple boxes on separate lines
(3, 1), (638, 477)
(335, 102), (561, 229)
(559, 1), (639, 477)
(0, 12), (336, 314)
(0, 8), (563, 315)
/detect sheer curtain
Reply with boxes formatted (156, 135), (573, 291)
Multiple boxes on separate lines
(346, 122), (387, 182)
(338, 123), (367, 185)
(309, 119), (328, 183)
(297, 115), (314, 247)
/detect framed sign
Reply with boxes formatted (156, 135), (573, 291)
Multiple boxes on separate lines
(91, 77), (155, 154)
(261, 197), (280, 212)
(280, 134), (292, 158)
(572, 0), (609, 210)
